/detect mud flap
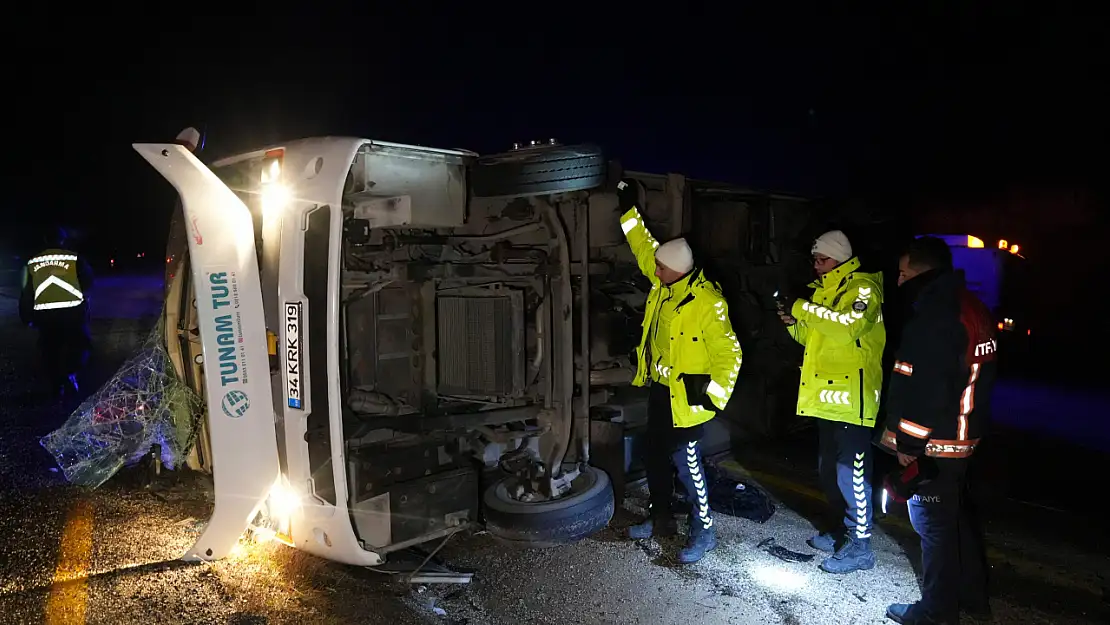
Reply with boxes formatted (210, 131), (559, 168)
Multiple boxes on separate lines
(133, 143), (281, 561)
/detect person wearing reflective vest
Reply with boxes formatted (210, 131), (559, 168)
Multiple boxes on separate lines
(20, 227), (94, 397)
(616, 180), (744, 564)
(880, 237), (995, 625)
(779, 229), (886, 574)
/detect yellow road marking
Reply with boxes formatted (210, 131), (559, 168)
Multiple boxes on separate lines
(44, 499), (93, 625)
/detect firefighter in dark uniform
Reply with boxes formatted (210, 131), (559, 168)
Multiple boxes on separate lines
(880, 236), (994, 624)
(20, 227), (94, 397)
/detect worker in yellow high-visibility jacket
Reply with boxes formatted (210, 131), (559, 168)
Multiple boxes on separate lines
(617, 180), (743, 564)
(20, 227), (94, 398)
(779, 230), (886, 574)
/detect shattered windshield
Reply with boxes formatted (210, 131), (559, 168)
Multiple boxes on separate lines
(40, 323), (203, 488)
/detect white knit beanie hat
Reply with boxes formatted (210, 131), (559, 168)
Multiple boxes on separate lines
(812, 230), (853, 262)
(655, 238), (694, 274)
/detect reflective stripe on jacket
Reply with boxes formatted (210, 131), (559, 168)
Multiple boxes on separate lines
(879, 270), (997, 459)
(788, 257), (886, 427)
(621, 207), (743, 428)
(27, 248), (85, 311)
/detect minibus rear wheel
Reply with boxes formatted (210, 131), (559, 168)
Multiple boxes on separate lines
(482, 465), (614, 548)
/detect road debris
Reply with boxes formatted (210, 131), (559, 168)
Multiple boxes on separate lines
(757, 537), (815, 564)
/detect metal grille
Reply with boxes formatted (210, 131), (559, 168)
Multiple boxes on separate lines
(437, 296), (519, 396)
(346, 286), (420, 407)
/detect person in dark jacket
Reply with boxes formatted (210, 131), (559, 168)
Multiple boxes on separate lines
(878, 237), (995, 625)
(20, 227), (94, 398)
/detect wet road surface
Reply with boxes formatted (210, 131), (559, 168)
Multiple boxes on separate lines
(2, 276), (1108, 624)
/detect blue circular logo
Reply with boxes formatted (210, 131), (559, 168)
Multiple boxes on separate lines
(221, 390), (250, 418)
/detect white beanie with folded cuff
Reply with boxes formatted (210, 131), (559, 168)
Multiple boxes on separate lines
(655, 238), (695, 274)
(812, 230), (853, 262)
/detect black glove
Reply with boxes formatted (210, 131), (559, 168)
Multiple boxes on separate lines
(616, 179), (639, 213)
(680, 373), (719, 412)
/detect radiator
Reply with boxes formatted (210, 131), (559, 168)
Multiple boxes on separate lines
(436, 293), (524, 396)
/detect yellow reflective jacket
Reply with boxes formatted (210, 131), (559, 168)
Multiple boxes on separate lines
(788, 257), (886, 427)
(621, 207), (744, 428)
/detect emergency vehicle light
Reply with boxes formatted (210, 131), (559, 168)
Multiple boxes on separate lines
(967, 235), (984, 248)
(998, 239), (1008, 249)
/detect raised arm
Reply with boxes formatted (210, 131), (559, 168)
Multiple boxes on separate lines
(620, 206), (661, 281)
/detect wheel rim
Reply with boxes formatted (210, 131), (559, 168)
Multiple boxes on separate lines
(491, 467), (601, 509)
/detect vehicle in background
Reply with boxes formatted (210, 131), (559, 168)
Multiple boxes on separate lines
(920, 234), (1032, 368)
(142, 129), (859, 569)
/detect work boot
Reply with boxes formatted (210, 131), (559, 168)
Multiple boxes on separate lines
(806, 531), (838, 553)
(677, 522), (717, 564)
(627, 515), (677, 540)
(886, 602), (956, 624)
(819, 536), (875, 574)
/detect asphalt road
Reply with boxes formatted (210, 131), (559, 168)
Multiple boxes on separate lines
(1, 276), (1108, 624)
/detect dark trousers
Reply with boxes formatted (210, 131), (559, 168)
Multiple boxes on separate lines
(644, 383), (712, 530)
(907, 458), (990, 620)
(35, 306), (91, 389)
(817, 420), (874, 540)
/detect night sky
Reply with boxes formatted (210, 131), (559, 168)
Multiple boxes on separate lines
(12, 4), (1107, 274)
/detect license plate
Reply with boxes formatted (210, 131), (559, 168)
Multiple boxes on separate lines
(284, 302), (303, 409)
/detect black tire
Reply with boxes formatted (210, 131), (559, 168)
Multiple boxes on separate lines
(482, 465), (614, 548)
(470, 144), (607, 198)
